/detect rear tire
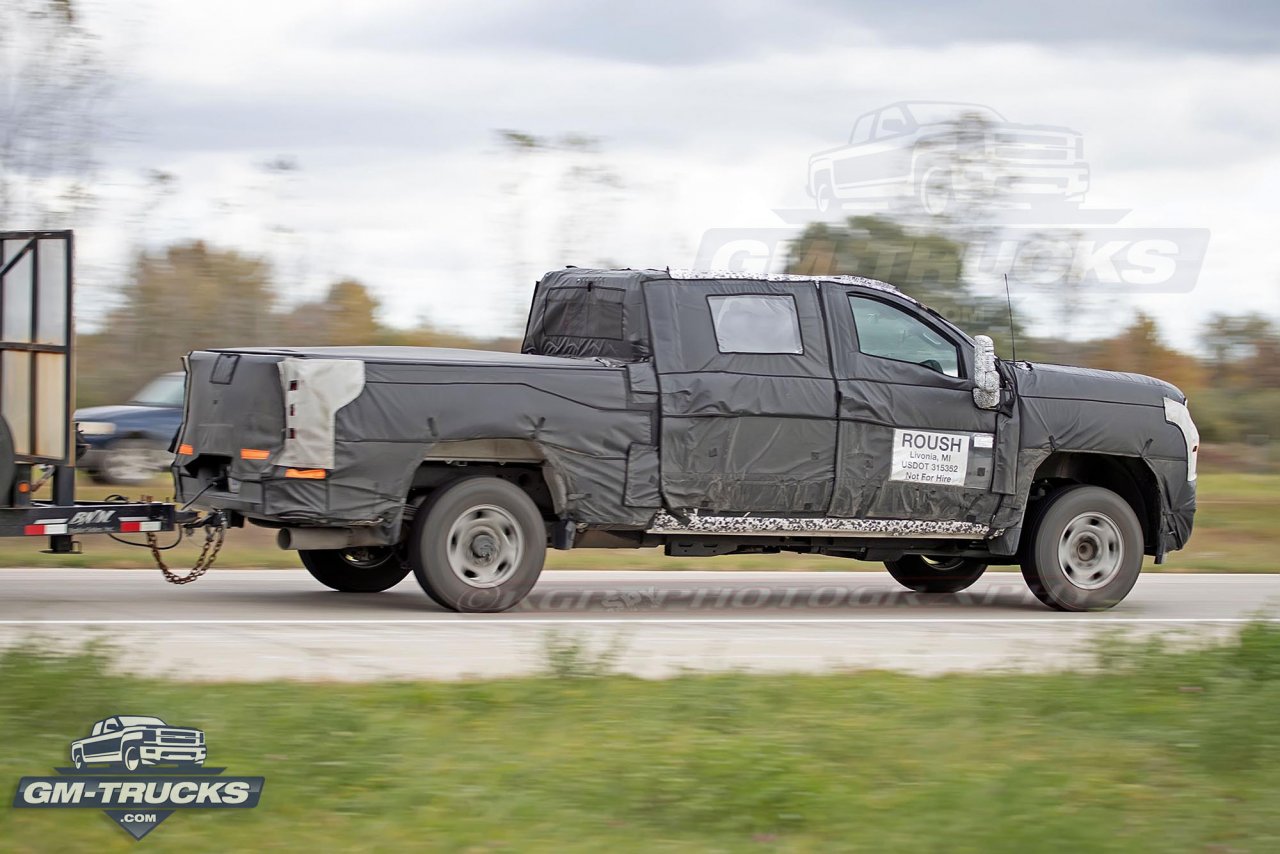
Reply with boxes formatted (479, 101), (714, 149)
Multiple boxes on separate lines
(1020, 485), (1143, 611)
(299, 547), (411, 593)
(884, 554), (988, 593)
(409, 477), (547, 613)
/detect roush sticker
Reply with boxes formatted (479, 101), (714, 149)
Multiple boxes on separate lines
(890, 429), (970, 486)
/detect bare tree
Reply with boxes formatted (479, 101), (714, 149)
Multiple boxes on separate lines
(0, 0), (113, 228)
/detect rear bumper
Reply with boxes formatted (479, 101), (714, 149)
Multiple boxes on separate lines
(175, 465), (399, 543)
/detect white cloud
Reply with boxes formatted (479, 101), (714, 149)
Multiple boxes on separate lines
(64, 0), (1280, 346)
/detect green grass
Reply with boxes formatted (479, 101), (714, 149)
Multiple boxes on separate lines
(0, 468), (1272, 572)
(4, 627), (1280, 850)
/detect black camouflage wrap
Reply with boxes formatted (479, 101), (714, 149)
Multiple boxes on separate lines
(176, 269), (1196, 557)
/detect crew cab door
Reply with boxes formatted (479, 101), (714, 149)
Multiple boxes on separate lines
(646, 278), (836, 514)
(821, 284), (1002, 524)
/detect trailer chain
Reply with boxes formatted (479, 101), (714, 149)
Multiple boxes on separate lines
(148, 513), (227, 585)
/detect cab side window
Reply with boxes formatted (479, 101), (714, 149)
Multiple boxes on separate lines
(849, 295), (960, 377)
(707, 294), (804, 355)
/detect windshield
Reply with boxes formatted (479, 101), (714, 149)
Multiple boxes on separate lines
(905, 103), (1004, 127)
(131, 374), (185, 407)
(117, 716), (166, 727)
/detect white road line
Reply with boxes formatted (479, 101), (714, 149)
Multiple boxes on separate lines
(0, 617), (1274, 626)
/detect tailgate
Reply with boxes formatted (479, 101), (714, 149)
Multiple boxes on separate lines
(177, 351), (288, 480)
(173, 351), (364, 516)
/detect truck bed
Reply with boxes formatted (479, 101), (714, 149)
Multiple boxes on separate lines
(175, 345), (660, 539)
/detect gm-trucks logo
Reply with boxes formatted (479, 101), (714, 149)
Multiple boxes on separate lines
(12, 715), (264, 840)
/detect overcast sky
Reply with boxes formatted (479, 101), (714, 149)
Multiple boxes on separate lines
(72, 0), (1280, 346)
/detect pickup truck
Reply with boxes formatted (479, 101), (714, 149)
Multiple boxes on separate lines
(75, 372), (185, 485)
(70, 715), (206, 771)
(174, 269), (1198, 613)
(806, 101), (1090, 215)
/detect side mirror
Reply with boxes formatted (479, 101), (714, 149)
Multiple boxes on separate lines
(972, 335), (1001, 410)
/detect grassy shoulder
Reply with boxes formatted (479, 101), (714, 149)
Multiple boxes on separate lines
(3, 627), (1280, 850)
(0, 469), (1270, 572)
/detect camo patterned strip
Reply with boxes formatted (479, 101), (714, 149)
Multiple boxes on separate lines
(664, 269), (910, 301)
(648, 511), (990, 539)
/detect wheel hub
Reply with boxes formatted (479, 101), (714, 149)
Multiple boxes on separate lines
(470, 534), (498, 563)
(446, 504), (523, 589)
(1058, 512), (1124, 590)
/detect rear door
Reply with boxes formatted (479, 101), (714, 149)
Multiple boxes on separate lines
(646, 277), (837, 514)
(822, 284), (1003, 525)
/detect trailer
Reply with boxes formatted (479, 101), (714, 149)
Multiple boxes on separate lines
(0, 230), (217, 578)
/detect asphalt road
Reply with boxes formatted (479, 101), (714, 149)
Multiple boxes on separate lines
(1, 569), (1277, 680)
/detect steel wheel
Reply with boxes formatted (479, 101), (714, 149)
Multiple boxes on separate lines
(445, 504), (524, 588)
(1021, 484), (1144, 611)
(1058, 511), (1124, 590)
(410, 477), (547, 613)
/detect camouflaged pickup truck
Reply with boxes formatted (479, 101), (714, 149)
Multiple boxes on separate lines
(175, 269), (1198, 612)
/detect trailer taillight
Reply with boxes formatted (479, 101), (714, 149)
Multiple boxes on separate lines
(240, 448), (270, 460)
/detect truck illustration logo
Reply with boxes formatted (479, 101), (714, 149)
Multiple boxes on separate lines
(806, 100), (1089, 216)
(12, 715), (263, 840)
(70, 715), (206, 771)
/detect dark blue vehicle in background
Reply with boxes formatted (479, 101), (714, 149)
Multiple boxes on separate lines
(75, 373), (184, 485)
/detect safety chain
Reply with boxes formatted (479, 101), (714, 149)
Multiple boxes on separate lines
(148, 513), (227, 585)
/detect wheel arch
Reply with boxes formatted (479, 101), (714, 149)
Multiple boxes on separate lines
(1026, 451), (1161, 556)
(409, 440), (564, 519)
(808, 162), (834, 193)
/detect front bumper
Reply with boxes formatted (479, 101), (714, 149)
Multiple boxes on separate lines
(141, 745), (207, 763)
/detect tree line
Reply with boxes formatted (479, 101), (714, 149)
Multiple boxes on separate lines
(74, 241), (516, 408)
(77, 220), (1278, 450)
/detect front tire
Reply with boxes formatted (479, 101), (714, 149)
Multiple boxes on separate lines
(123, 745), (141, 772)
(885, 554), (988, 593)
(409, 477), (547, 613)
(814, 175), (836, 213)
(299, 547), (411, 593)
(917, 165), (954, 216)
(1020, 485), (1143, 611)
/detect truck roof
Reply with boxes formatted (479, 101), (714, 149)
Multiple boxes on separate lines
(664, 268), (905, 296)
(522, 267), (917, 363)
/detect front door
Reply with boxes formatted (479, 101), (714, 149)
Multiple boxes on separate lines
(822, 284), (1003, 526)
